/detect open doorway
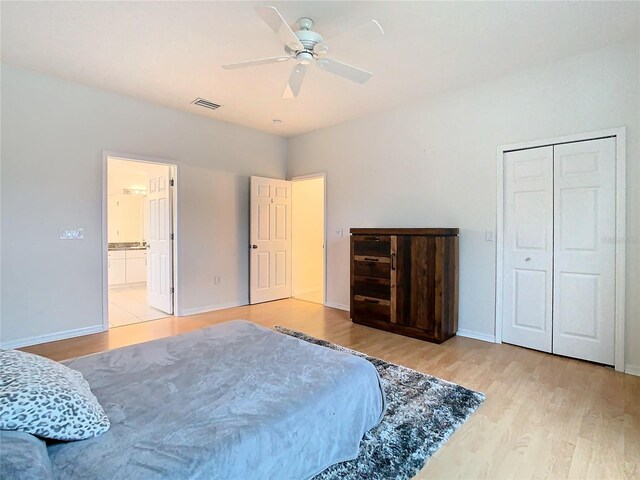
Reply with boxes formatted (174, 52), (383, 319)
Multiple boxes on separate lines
(291, 174), (326, 305)
(104, 155), (177, 328)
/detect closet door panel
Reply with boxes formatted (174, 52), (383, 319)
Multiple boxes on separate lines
(502, 146), (554, 352)
(553, 138), (616, 365)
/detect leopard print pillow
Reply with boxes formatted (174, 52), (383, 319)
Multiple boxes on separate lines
(0, 350), (110, 440)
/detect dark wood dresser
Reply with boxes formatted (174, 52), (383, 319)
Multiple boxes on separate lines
(350, 228), (459, 344)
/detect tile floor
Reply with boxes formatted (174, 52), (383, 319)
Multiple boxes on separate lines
(108, 284), (170, 328)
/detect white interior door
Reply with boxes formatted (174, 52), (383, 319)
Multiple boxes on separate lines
(552, 138), (616, 365)
(502, 146), (554, 352)
(147, 165), (173, 314)
(250, 176), (291, 304)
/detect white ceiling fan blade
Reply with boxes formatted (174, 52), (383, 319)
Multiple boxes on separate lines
(255, 6), (304, 51)
(316, 58), (372, 84)
(314, 19), (384, 56)
(283, 63), (308, 98)
(222, 56), (291, 70)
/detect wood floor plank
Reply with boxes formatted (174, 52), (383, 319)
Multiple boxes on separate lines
(21, 299), (640, 480)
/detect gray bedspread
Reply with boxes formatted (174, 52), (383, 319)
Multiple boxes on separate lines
(48, 320), (385, 480)
(0, 430), (54, 480)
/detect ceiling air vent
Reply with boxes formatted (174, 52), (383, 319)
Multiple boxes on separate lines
(191, 97), (221, 110)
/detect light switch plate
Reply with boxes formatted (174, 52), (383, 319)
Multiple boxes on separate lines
(60, 228), (84, 240)
(484, 229), (494, 242)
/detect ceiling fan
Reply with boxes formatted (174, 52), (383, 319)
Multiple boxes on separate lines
(222, 6), (384, 98)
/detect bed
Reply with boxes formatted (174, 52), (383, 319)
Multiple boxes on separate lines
(2, 320), (385, 479)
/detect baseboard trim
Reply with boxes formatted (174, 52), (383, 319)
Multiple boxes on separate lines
(324, 301), (349, 312)
(625, 364), (640, 377)
(457, 329), (496, 343)
(1, 324), (106, 350)
(179, 300), (248, 317)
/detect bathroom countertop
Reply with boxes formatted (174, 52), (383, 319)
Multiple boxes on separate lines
(108, 243), (147, 251)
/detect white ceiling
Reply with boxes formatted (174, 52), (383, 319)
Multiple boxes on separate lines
(2, 1), (638, 137)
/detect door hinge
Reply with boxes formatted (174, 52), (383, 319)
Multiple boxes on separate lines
(170, 178), (175, 187)
(170, 287), (175, 294)
(170, 233), (175, 240)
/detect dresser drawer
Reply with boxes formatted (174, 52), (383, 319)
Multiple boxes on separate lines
(353, 296), (390, 322)
(353, 235), (391, 257)
(353, 276), (391, 300)
(353, 258), (390, 278)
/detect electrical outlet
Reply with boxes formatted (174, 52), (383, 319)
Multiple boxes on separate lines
(484, 229), (494, 242)
(214, 276), (222, 285)
(335, 228), (344, 238)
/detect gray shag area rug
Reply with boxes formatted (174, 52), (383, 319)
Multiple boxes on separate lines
(274, 327), (485, 480)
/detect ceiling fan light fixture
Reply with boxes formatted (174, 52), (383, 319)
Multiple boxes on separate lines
(296, 51), (313, 65)
(223, 6), (384, 97)
(314, 44), (329, 55)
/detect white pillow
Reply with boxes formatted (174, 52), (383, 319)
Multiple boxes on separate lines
(0, 350), (110, 440)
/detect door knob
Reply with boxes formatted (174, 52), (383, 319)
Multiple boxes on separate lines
(525, 257), (531, 262)
(251, 244), (258, 249)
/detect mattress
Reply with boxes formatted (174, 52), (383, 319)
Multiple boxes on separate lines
(47, 320), (385, 479)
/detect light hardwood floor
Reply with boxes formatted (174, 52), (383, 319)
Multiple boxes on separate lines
(23, 299), (639, 480)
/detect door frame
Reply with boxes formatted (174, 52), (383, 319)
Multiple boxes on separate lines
(495, 127), (626, 372)
(101, 151), (180, 331)
(291, 172), (327, 306)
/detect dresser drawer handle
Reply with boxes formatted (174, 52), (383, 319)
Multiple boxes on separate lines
(363, 236), (380, 241)
(364, 298), (380, 304)
(364, 257), (379, 262)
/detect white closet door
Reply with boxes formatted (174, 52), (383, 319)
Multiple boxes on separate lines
(553, 138), (616, 365)
(502, 146), (554, 352)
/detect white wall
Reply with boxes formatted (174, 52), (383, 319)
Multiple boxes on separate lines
(287, 41), (640, 370)
(292, 177), (325, 304)
(107, 166), (147, 196)
(107, 164), (147, 243)
(0, 64), (287, 346)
